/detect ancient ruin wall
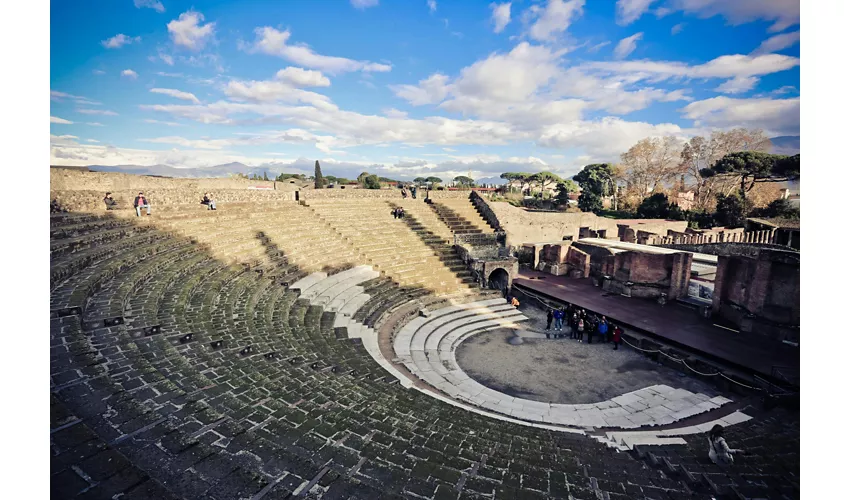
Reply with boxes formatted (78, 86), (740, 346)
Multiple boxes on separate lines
(482, 200), (687, 247)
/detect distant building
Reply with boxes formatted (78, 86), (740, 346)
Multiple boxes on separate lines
(673, 191), (695, 211)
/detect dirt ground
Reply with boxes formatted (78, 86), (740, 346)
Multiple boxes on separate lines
(455, 303), (723, 404)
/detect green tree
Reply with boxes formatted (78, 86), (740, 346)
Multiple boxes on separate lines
(314, 161), (324, 189)
(413, 177), (426, 185)
(263, 171), (269, 181)
(636, 193), (672, 219)
(363, 174), (381, 190)
(500, 172), (532, 192)
(751, 198), (800, 219)
(529, 171), (563, 197)
(573, 163), (617, 197)
(453, 176), (475, 188)
(700, 151), (800, 199)
(714, 193), (751, 228)
(555, 180), (579, 206)
(425, 176), (442, 187)
(578, 191), (602, 213)
(357, 172), (370, 185)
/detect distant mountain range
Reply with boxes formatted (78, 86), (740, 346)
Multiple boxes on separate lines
(87, 161), (311, 179)
(768, 136), (800, 156)
(77, 136), (800, 180)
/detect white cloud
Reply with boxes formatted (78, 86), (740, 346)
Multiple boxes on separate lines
(168, 10), (216, 51)
(101, 34), (141, 49)
(145, 119), (184, 126)
(92, 69), (106, 75)
(587, 41), (610, 53)
(87, 139), (100, 143)
(681, 96), (800, 135)
(490, 3), (512, 33)
(587, 53), (799, 81)
(121, 69), (139, 79)
(134, 0), (165, 13)
(616, 0), (657, 25)
(614, 32), (643, 59)
(156, 71), (183, 77)
(751, 31), (800, 56)
(538, 116), (686, 159)
(51, 116), (73, 124)
(51, 90), (101, 106)
(669, 0), (799, 32)
(714, 76), (758, 94)
(526, 0), (585, 42)
(428, 0), (437, 13)
(159, 53), (175, 65)
(141, 136), (233, 150)
(86, 122), (105, 126)
(150, 88), (201, 103)
(671, 23), (685, 35)
(244, 27), (392, 74)
(77, 109), (119, 116)
(383, 108), (408, 118)
(275, 67), (331, 87)
(351, 0), (379, 8)
(223, 79), (333, 106)
(390, 74), (450, 106)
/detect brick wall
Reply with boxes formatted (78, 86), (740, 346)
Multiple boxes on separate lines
(712, 249), (800, 341)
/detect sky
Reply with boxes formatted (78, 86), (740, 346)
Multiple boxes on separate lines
(49, 0), (801, 182)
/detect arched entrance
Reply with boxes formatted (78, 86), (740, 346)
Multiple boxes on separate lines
(487, 268), (510, 292)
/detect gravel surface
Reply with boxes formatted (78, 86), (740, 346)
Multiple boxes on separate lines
(455, 304), (724, 404)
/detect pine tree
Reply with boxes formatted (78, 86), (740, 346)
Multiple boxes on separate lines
(314, 161), (324, 189)
(263, 171), (269, 181)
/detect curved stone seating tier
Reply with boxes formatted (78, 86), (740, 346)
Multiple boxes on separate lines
(393, 301), (739, 433)
(50, 208), (796, 500)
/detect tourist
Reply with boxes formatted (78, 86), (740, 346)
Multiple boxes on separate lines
(392, 207), (398, 219)
(103, 192), (117, 210)
(598, 318), (609, 343)
(411, 185), (418, 199)
(397, 207), (405, 219)
(553, 308), (563, 332)
(570, 312), (579, 339)
(612, 324), (623, 350)
(401, 187), (408, 199)
(577, 318), (584, 342)
(511, 296), (520, 308)
(201, 192), (217, 210)
(134, 191), (151, 216)
(545, 309), (553, 333)
(708, 425), (744, 467)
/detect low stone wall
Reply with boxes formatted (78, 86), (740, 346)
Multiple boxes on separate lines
(483, 200), (687, 248)
(470, 191), (502, 230)
(657, 242), (798, 257)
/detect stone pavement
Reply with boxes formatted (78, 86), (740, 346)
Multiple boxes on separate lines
(514, 269), (799, 378)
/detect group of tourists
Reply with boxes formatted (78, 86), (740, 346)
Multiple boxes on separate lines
(102, 191), (219, 216)
(401, 185), (417, 199)
(544, 304), (622, 349)
(391, 207), (406, 219)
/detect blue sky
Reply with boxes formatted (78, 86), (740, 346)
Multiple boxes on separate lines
(49, 0), (800, 181)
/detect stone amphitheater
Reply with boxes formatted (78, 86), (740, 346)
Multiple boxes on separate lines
(50, 173), (799, 499)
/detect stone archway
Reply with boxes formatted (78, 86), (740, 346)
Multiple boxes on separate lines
(487, 267), (511, 292)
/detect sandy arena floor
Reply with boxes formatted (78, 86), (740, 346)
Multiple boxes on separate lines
(455, 304), (723, 404)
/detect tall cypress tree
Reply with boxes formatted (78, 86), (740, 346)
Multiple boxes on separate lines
(314, 160), (324, 189)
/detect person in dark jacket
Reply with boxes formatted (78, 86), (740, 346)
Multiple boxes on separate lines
(103, 192), (117, 210)
(612, 325), (623, 350)
(134, 192), (151, 216)
(545, 309), (553, 334)
(201, 192), (217, 210)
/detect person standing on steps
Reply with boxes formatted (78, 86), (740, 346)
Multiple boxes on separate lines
(612, 324), (623, 350)
(510, 296), (520, 307)
(708, 424), (744, 467)
(553, 308), (563, 332)
(545, 309), (553, 336)
(134, 191), (151, 216)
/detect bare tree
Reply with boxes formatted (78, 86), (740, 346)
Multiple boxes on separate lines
(678, 128), (773, 211)
(620, 136), (683, 197)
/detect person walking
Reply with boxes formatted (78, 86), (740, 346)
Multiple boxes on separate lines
(545, 309), (553, 335)
(708, 425), (744, 467)
(411, 185), (418, 199)
(401, 187), (408, 199)
(612, 324), (623, 350)
(134, 191), (151, 216)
